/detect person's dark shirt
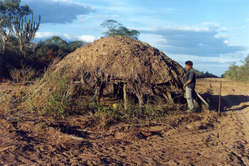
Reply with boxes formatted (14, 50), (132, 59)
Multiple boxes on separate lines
(184, 69), (196, 89)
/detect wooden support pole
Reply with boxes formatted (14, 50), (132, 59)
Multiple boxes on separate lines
(92, 87), (99, 104)
(136, 93), (144, 109)
(166, 91), (174, 104)
(218, 81), (222, 116)
(123, 83), (128, 111)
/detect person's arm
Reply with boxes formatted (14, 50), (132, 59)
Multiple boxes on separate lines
(184, 71), (194, 88)
(184, 80), (192, 88)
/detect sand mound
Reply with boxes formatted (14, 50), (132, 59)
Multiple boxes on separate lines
(34, 36), (185, 108)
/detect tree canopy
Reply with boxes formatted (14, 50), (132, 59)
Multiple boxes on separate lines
(224, 55), (249, 81)
(35, 36), (85, 58)
(101, 19), (140, 40)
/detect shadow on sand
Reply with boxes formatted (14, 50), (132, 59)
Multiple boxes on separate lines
(201, 93), (249, 112)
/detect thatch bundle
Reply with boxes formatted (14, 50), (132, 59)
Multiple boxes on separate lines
(33, 36), (185, 110)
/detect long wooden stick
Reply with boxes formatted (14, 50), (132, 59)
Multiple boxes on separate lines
(196, 92), (209, 107)
(218, 81), (222, 116)
(123, 83), (128, 111)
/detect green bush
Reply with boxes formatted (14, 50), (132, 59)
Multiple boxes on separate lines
(34, 36), (85, 58)
(194, 69), (217, 78)
(9, 65), (38, 83)
(224, 56), (249, 81)
(42, 76), (73, 117)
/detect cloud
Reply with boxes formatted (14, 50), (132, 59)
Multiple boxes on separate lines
(139, 23), (248, 75)
(169, 52), (246, 64)
(78, 35), (96, 43)
(23, 0), (94, 24)
(36, 32), (57, 38)
(141, 34), (167, 48)
(168, 51), (248, 76)
(63, 34), (96, 43)
(140, 24), (245, 57)
(35, 31), (96, 43)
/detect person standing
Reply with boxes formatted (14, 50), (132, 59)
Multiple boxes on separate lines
(184, 61), (196, 112)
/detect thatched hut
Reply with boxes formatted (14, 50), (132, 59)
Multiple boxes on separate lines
(33, 36), (185, 110)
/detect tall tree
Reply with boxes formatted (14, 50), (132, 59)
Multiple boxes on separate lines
(101, 19), (140, 40)
(0, 16), (10, 54)
(13, 14), (40, 56)
(0, 0), (40, 56)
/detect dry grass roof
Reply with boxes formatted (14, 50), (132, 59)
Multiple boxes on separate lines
(31, 36), (185, 109)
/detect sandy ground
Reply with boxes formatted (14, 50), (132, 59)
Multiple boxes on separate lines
(0, 78), (249, 165)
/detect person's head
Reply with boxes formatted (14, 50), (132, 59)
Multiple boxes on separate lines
(185, 61), (193, 70)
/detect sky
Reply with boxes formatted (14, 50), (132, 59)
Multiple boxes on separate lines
(23, 0), (249, 75)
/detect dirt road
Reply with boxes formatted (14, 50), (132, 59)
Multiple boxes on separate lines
(0, 79), (249, 165)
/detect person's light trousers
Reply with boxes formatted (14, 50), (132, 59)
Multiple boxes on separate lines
(185, 87), (194, 111)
